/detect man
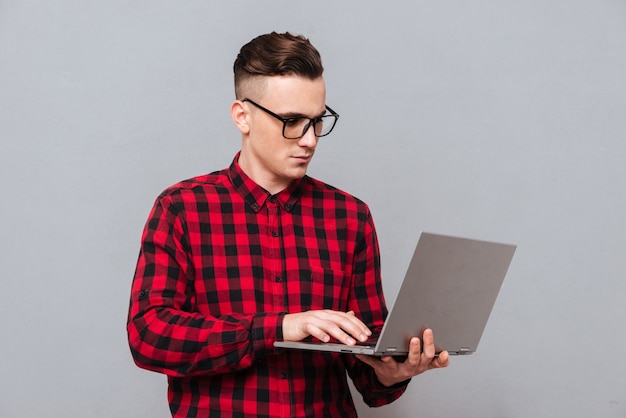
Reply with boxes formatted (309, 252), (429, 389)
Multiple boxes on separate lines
(127, 32), (449, 417)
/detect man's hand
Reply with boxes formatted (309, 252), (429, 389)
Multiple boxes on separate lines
(282, 310), (372, 345)
(355, 328), (450, 387)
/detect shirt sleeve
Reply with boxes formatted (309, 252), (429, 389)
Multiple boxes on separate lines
(127, 193), (283, 378)
(344, 209), (410, 406)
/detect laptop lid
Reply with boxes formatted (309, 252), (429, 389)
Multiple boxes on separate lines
(274, 232), (516, 356)
(373, 232), (516, 355)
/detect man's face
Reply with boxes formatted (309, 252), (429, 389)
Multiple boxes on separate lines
(238, 75), (326, 194)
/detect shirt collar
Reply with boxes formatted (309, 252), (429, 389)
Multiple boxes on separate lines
(228, 152), (304, 213)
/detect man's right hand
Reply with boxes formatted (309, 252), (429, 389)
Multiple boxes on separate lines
(282, 310), (372, 345)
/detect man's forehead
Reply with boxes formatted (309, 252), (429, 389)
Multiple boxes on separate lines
(260, 75), (326, 113)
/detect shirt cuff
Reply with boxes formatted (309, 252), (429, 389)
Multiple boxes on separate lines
(250, 312), (285, 358)
(368, 373), (411, 400)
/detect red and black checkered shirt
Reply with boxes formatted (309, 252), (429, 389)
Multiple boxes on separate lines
(127, 154), (408, 417)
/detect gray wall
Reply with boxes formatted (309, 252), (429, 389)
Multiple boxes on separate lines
(1, 1), (625, 417)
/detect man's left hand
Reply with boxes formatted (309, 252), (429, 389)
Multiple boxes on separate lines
(355, 328), (450, 387)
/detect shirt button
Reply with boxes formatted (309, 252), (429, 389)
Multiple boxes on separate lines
(271, 231), (278, 237)
(275, 277), (282, 283)
(269, 196), (277, 203)
(284, 203), (292, 210)
(281, 373), (288, 379)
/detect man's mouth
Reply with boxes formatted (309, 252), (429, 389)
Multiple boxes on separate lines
(293, 155), (312, 161)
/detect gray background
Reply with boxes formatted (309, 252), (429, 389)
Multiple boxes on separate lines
(1, 1), (625, 417)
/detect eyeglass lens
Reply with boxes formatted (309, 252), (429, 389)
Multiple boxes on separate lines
(283, 115), (336, 139)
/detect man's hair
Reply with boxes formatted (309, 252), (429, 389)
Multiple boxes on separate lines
(233, 32), (324, 99)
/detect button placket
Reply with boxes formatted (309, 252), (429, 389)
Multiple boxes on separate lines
(266, 197), (285, 309)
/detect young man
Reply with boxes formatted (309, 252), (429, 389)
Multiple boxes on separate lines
(127, 32), (449, 417)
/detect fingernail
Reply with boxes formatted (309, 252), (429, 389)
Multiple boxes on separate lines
(346, 337), (356, 345)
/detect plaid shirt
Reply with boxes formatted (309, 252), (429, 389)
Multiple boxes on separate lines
(127, 154), (408, 417)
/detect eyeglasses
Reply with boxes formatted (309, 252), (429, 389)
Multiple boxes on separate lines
(241, 98), (339, 140)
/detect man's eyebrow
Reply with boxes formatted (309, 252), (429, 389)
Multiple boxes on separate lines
(280, 108), (327, 119)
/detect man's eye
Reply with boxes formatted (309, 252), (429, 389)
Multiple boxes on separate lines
(285, 118), (304, 127)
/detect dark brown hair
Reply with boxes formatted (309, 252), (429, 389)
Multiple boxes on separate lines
(233, 32), (324, 98)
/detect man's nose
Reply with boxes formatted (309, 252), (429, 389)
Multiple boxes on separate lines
(297, 123), (318, 147)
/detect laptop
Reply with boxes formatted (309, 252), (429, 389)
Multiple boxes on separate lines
(274, 232), (516, 356)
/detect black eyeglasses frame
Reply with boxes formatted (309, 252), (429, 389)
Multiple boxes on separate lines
(241, 98), (339, 140)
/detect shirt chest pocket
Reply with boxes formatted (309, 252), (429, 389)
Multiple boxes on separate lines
(298, 267), (347, 311)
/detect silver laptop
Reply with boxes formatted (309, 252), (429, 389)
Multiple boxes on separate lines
(274, 232), (516, 356)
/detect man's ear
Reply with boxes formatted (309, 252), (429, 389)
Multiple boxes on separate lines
(230, 100), (250, 134)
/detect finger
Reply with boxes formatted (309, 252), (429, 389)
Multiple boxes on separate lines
(309, 311), (356, 343)
(380, 355), (395, 363)
(400, 337), (420, 367)
(420, 329), (436, 358)
(431, 350), (450, 369)
(303, 322), (332, 343)
(325, 310), (371, 342)
(309, 312), (362, 345)
(341, 311), (372, 338)
(293, 310), (371, 344)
